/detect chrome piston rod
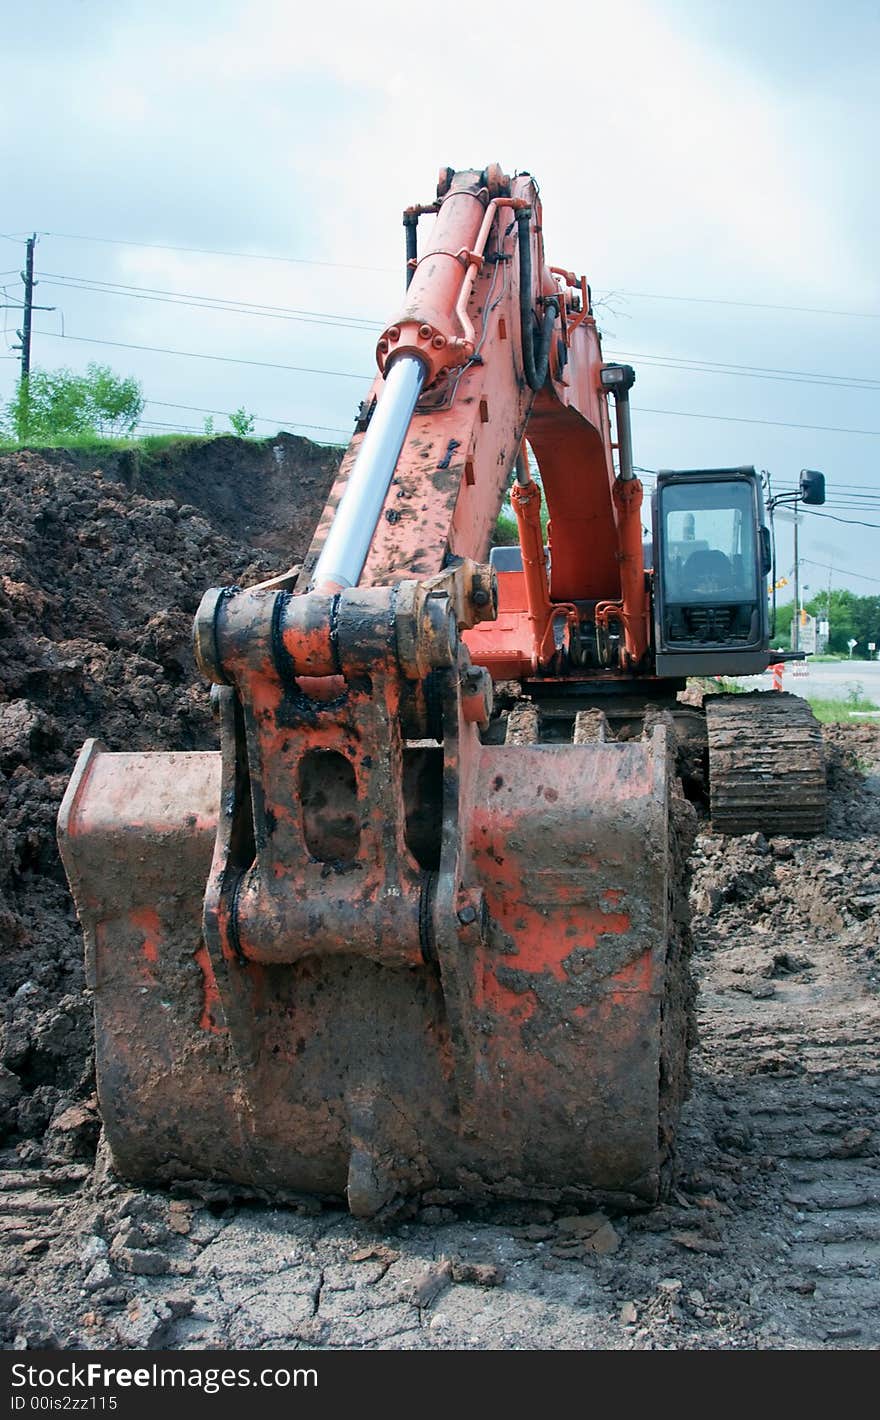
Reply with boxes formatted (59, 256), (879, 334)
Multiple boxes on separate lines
(312, 354), (427, 591)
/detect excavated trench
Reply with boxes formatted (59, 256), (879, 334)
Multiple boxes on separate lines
(1, 441), (878, 1350)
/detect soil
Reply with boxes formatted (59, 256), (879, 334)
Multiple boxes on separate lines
(1, 442), (878, 1352)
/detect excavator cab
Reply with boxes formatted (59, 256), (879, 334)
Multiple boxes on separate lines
(652, 467), (772, 678)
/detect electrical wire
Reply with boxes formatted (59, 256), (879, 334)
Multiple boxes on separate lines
(39, 274), (384, 333)
(634, 405), (880, 437)
(20, 330), (880, 438)
(601, 288), (878, 320)
(801, 558), (880, 587)
(609, 348), (880, 393)
(134, 417), (342, 446)
(30, 231), (880, 320)
(801, 508), (880, 530)
(145, 398), (350, 436)
(38, 273), (880, 391)
(33, 329), (372, 381)
(39, 230), (399, 275)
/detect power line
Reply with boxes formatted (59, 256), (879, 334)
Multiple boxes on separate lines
(137, 419), (204, 434)
(634, 405), (880, 437)
(801, 558), (880, 587)
(39, 229), (399, 276)
(802, 508), (880, 530)
(145, 398), (350, 436)
(37, 276), (880, 391)
(14, 325), (880, 444)
(33, 329), (372, 381)
(134, 417), (343, 446)
(822, 482), (880, 492)
(40, 273), (383, 333)
(610, 348), (880, 393)
(822, 494), (880, 503)
(36, 272), (880, 390)
(606, 289), (879, 320)
(32, 231), (880, 321)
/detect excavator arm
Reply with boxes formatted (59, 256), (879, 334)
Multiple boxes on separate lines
(304, 166), (649, 671)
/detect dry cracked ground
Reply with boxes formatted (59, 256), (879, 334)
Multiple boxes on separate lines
(1, 446), (878, 1351)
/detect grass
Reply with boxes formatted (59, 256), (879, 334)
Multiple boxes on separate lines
(688, 675), (745, 696)
(0, 432), (212, 456)
(808, 691), (880, 723)
(0, 431), (347, 458)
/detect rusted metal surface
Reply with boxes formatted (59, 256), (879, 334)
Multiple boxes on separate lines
(59, 669), (682, 1213)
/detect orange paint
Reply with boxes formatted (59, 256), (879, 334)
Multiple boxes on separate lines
(479, 964), (538, 1023)
(488, 900), (630, 980)
(130, 906), (161, 964)
(194, 944), (223, 1034)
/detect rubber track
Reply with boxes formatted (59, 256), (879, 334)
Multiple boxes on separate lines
(705, 691), (827, 836)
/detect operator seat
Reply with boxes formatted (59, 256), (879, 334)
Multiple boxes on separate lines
(682, 548), (733, 593)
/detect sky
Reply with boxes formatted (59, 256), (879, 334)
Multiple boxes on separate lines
(1, 0), (878, 602)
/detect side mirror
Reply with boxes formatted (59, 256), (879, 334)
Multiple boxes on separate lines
(800, 468), (826, 506)
(759, 525), (772, 576)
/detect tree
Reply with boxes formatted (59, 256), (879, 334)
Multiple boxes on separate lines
(772, 600), (794, 645)
(228, 407), (256, 437)
(807, 588), (857, 655)
(3, 364), (144, 441)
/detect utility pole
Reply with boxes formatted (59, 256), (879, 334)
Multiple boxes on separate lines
(0, 235), (54, 438)
(793, 505), (800, 653)
(20, 234), (36, 380)
(767, 469), (826, 659)
(826, 559), (832, 648)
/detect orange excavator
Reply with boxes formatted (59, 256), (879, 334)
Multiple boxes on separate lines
(58, 165), (825, 1215)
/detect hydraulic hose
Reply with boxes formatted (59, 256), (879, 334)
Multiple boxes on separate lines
(516, 209), (559, 391)
(403, 212), (418, 290)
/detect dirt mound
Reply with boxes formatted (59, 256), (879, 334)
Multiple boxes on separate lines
(30, 433), (339, 561)
(689, 725), (880, 993)
(0, 440), (338, 1161)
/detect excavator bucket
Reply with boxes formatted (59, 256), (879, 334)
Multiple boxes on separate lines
(58, 578), (691, 1215)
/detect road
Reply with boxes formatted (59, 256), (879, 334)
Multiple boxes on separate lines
(738, 658), (880, 705)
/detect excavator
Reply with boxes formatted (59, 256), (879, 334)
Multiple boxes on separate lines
(57, 165), (826, 1216)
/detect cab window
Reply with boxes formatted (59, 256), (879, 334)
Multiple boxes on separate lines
(660, 480), (757, 604)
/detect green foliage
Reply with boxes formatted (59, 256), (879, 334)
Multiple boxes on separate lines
(229, 406), (256, 437)
(493, 509), (520, 546)
(493, 466), (549, 547)
(3, 364), (144, 441)
(688, 676), (745, 696)
(808, 690), (879, 723)
(203, 415), (215, 436)
(771, 590), (880, 657)
(807, 588), (880, 657)
(772, 601), (794, 644)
